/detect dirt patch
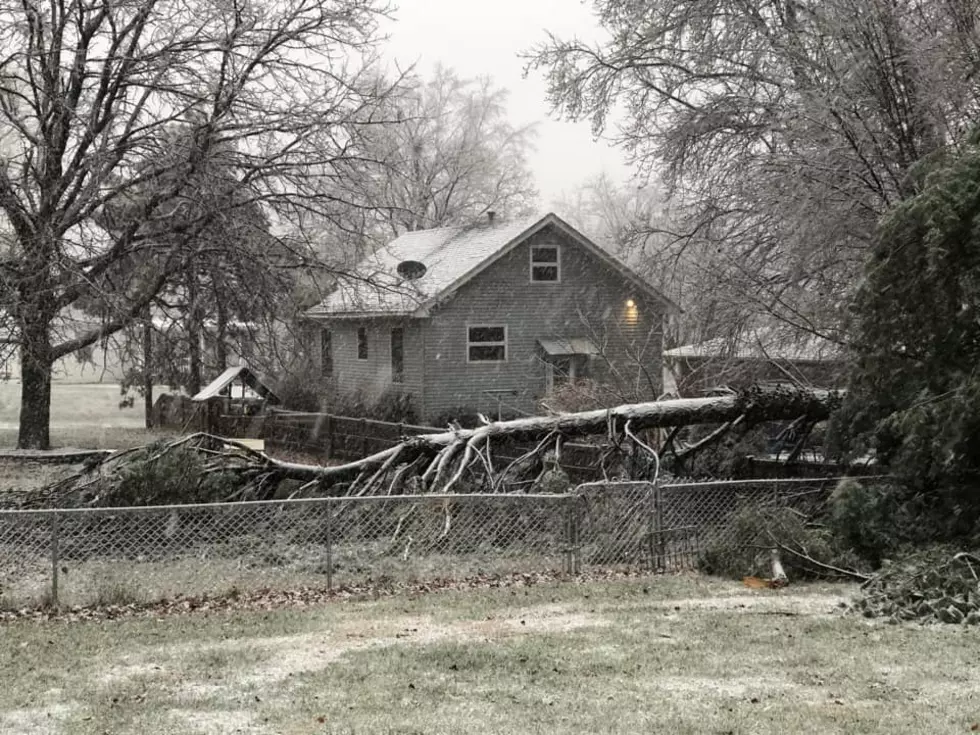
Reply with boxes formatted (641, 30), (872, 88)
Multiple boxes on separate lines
(241, 605), (605, 687)
(166, 708), (266, 735)
(660, 592), (848, 616)
(100, 605), (606, 701)
(0, 703), (75, 735)
(655, 674), (803, 698)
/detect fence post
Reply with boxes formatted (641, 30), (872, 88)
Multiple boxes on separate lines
(654, 483), (666, 572)
(571, 496), (580, 575)
(324, 498), (334, 592)
(360, 417), (368, 456)
(646, 483), (657, 573)
(50, 512), (61, 609)
(564, 495), (580, 575)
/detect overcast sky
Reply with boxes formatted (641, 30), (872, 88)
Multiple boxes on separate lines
(381, 0), (630, 208)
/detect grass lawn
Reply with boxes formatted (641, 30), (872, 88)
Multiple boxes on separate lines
(0, 382), (176, 449)
(1, 575), (977, 735)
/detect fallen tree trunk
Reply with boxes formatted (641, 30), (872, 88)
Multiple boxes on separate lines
(44, 384), (842, 506)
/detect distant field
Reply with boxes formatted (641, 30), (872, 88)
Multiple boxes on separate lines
(0, 382), (175, 449)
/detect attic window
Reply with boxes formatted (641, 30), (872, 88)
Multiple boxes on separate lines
(531, 245), (560, 282)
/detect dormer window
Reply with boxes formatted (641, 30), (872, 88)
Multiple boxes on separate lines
(530, 245), (560, 282)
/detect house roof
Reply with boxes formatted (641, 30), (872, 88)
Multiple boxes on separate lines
(663, 331), (843, 363)
(538, 337), (599, 356)
(306, 212), (679, 319)
(192, 365), (280, 403)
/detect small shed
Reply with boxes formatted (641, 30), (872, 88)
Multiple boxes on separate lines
(192, 365), (280, 435)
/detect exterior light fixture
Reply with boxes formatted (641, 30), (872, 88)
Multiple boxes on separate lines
(626, 298), (636, 308)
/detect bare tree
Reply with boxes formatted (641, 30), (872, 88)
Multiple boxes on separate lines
(0, 0), (395, 448)
(334, 64), (539, 247)
(527, 0), (980, 346)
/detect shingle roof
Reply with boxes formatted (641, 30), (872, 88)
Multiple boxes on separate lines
(306, 212), (677, 319)
(663, 330), (843, 363)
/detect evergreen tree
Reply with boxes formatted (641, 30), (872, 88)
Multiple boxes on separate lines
(832, 130), (980, 540)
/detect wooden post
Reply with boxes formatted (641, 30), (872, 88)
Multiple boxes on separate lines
(324, 414), (334, 459)
(50, 513), (60, 609)
(360, 417), (368, 457)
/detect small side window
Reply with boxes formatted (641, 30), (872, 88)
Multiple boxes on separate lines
(391, 328), (404, 383)
(320, 329), (333, 378)
(357, 326), (368, 360)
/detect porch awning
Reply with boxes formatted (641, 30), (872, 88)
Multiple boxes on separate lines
(537, 337), (599, 356)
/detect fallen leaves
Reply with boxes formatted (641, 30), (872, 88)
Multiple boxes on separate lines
(0, 568), (652, 625)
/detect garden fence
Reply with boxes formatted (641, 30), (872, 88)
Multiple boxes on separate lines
(0, 477), (844, 610)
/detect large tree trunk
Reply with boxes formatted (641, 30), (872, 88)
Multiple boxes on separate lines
(143, 314), (154, 429)
(55, 385), (844, 506)
(186, 267), (202, 396)
(18, 318), (53, 450)
(214, 291), (228, 372)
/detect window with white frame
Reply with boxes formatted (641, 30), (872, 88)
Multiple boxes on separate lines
(467, 325), (507, 362)
(530, 245), (560, 282)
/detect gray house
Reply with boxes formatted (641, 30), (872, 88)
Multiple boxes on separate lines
(305, 212), (677, 421)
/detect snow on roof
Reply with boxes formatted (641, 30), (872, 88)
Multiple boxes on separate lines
(664, 331), (843, 363)
(192, 365), (279, 402)
(538, 337), (599, 356)
(307, 214), (542, 317)
(307, 212), (677, 319)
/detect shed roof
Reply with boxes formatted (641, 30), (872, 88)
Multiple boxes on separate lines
(191, 365), (280, 403)
(663, 331), (843, 363)
(306, 212), (678, 319)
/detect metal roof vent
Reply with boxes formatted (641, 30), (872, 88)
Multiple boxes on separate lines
(396, 260), (427, 280)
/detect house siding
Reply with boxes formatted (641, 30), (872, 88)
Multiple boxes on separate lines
(420, 225), (665, 420)
(319, 319), (425, 413)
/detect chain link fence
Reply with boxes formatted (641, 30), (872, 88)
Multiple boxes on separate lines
(0, 477), (849, 610)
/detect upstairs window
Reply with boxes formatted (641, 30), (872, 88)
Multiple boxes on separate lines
(320, 329), (333, 378)
(531, 245), (560, 282)
(357, 326), (368, 360)
(467, 325), (507, 362)
(390, 327), (404, 383)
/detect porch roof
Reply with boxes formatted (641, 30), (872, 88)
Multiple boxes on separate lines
(538, 337), (599, 356)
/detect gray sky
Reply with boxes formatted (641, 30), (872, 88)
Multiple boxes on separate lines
(381, 0), (630, 208)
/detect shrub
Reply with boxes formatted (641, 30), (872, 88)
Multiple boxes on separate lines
(370, 388), (418, 424)
(827, 478), (908, 565)
(319, 387), (419, 424)
(276, 370), (322, 412)
(697, 502), (864, 580)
